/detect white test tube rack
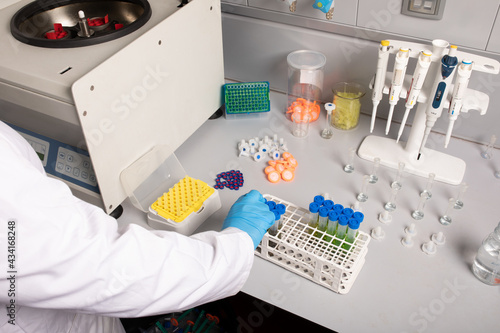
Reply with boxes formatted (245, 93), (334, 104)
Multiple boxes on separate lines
(358, 39), (500, 185)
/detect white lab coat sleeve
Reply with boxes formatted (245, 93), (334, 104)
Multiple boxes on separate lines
(0, 123), (255, 319)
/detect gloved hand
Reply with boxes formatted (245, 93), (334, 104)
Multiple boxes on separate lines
(222, 190), (276, 249)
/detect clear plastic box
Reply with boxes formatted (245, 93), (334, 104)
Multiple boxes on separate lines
(120, 146), (220, 235)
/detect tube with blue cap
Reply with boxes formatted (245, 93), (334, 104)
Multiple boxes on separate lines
(315, 206), (330, 238)
(325, 211), (339, 242)
(314, 195), (325, 205)
(322, 199), (334, 210)
(343, 218), (361, 250)
(269, 210), (281, 237)
(276, 203), (286, 229)
(353, 211), (364, 223)
(334, 215), (349, 246)
(341, 207), (354, 218)
(308, 202), (320, 233)
(332, 203), (344, 213)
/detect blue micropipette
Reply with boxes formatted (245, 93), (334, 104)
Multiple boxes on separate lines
(419, 45), (458, 158)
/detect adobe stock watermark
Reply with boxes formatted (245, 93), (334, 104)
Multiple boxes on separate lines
(236, 271), (301, 333)
(83, 64), (170, 149)
(339, 0), (401, 63)
(401, 278), (467, 333)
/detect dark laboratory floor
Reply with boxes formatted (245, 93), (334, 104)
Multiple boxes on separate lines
(120, 292), (337, 333)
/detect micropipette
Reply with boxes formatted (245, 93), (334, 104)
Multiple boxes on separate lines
(445, 59), (473, 148)
(396, 50), (432, 142)
(386, 47), (410, 135)
(418, 45), (459, 158)
(370, 40), (391, 133)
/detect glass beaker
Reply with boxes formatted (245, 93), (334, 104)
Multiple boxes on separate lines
(287, 50), (326, 122)
(332, 82), (366, 130)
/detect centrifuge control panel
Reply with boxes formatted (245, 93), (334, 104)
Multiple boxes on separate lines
(9, 124), (100, 194)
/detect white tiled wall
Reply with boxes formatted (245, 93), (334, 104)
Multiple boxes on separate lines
(248, 0), (357, 26)
(220, 3), (500, 145)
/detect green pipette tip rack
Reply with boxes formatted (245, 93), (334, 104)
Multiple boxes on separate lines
(223, 81), (270, 116)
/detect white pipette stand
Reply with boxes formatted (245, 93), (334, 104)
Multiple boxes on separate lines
(359, 39), (500, 185)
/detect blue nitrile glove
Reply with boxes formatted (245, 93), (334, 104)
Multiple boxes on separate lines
(222, 190), (276, 249)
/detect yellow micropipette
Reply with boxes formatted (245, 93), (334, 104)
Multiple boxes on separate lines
(444, 59), (473, 148)
(396, 50), (432, 142)
(370, 40), (391, 133)
(386, 47), (410, 135)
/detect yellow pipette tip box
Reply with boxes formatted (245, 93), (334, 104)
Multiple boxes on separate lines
(120, 146), (220, 235)
(151, 176), (214, 223)
(147, 175), (221, 235)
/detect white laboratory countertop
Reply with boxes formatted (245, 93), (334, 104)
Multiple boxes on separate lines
(118, 90), (500, 332)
